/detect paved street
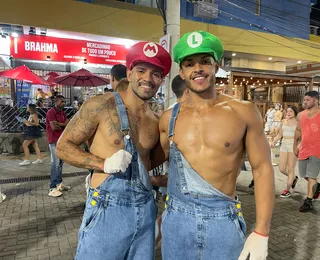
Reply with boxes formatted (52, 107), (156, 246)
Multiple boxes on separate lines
(0, 151), (320, 260)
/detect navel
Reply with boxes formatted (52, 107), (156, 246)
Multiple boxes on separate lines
(224, 142), (230, 148)
(114, 139), (121, 145)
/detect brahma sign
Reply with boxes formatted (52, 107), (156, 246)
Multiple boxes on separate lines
(10, 35), (128, 65)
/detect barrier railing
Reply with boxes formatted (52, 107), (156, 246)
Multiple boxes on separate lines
(0, 103), (76, 133)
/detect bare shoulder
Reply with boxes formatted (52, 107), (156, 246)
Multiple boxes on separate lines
(159, 109), (173, 131)
(296, 111), (304, 120)
(78, 93), (115, 120)
(219, 94), (258, 114)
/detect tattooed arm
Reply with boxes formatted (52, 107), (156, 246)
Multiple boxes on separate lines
(56, 95), (111, 170)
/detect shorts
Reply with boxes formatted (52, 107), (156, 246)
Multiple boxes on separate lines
(280, 141), (294, 153)
(299, 156), (320, 179)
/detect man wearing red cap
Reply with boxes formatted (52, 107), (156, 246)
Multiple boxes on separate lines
(56, 41), (171, 260)
(156, 31), (274, 260)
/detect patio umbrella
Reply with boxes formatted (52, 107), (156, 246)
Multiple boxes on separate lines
(43, 72), (60, 86)
(53, 68), (110, 86)
(0, 65), (50, 85)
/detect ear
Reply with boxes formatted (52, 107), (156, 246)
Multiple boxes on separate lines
(214, 62), (220, 74)
(179, 68), (185, 80)
(126, 69), (132, 82)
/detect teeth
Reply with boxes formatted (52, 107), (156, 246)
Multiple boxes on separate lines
(194, 76), (206, 80)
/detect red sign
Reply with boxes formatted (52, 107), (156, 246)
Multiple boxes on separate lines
(10, 34), (128, 65)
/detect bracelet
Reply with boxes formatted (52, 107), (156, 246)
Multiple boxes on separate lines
(254, 230), (269, 238)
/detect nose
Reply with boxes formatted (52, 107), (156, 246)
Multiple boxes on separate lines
(142, 70), (153, 82)
(194, 63), (204, 73)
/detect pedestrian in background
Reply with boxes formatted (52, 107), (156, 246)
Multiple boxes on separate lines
(46, 95), (70, 197)
(18, 104), (43, 166)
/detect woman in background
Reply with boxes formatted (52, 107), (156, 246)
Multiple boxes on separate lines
(271, 106), (299, 198)
(19, 104), (43, 166)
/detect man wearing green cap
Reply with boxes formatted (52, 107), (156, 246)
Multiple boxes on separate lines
(157, 31), (275, 260)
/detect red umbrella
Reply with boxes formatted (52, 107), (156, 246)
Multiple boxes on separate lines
(53, 68), (109, 87)
(43, 72), (60, 86)
(0, 65), (50, 85)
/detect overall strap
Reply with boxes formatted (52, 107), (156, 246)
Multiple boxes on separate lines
(113, 92), (130, 133)
(168, 103), (180, 139)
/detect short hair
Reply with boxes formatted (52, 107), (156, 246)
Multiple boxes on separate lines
(305, 90), (319, 100)
(55, 95), (65, 102)
(110, 64), (127, 81)
(115, 79), (129, 92)
(28, 104), (37, 114)
(287, 105), (298, 117)
(171, 75), (186, 99)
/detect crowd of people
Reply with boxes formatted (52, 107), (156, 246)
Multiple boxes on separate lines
(2, 30), (319, 260)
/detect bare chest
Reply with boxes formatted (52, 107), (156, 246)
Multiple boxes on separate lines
(173, 109), (246, 153)
(96, 110), (158, 156)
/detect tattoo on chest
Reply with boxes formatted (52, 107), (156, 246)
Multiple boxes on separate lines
(127, 111), (141, 141)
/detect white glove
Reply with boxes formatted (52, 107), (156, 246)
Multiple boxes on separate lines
(238, 232), (269, 260)
(103, 150), (132, 174)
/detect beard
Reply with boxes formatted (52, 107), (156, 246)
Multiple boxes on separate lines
(185, 76), (215, 94)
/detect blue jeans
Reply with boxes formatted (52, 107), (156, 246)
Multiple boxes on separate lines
(49, 143), (63, 189)
(76, 186), (156, 260)
(162, 198), (246, 260)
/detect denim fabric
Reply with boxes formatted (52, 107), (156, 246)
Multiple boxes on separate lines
(49, 143), (63, 189)
(76, 92), (156, 260)
(161, 103), (246, 260)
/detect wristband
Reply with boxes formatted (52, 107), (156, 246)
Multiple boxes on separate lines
(254, 230), (269, 238)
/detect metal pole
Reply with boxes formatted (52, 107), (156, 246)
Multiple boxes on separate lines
(165, 0), (180, 109)
(10, 58), (16, 105)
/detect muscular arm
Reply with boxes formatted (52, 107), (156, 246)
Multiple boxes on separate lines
(293, 112), (302, 157)
(56, 96), (111, 171)
(244, 102), (275, 236)
(150, 110), (171, 169)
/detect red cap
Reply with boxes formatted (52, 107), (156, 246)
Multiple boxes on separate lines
(126, 42), (172, 77)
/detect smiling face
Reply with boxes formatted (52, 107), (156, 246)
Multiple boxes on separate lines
(127, 62), (163, 101)
(179, 54), (219, 94)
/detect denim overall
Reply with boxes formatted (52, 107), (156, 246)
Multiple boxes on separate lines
(161, 103), (246, 260)
(76, 93), (156, 260)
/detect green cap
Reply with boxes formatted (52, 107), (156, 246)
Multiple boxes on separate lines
(173, 31), (224, 66)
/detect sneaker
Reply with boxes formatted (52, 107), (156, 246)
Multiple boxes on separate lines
(312, 183), (320, 199)
(299, 198), (313, 212)
(0, 193), (6, 203)
(280, 190), (291, 198)
(57, 183), (71, 192)
(19, 160), (30, 166)
(248, 180), (254, 189)
(48, 188), (63, 197)
(32, 159), (43, 164)
(291, 176), (299, 189)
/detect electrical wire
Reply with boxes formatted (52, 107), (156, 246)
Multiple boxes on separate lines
(216, 14), (320, 60)
(62, 9), (123, 30)
(211, 5), (320, 51)
(221, 0), (314, 34)
(289, 0), (320, 12)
